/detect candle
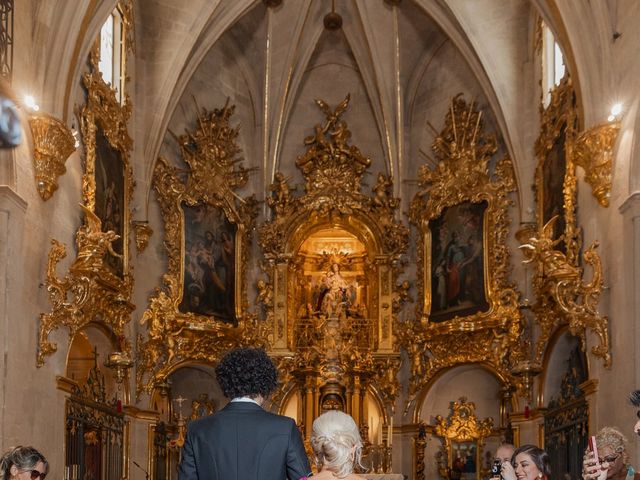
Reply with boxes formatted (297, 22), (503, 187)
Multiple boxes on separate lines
(370, 416), (374, 443)
(389, 417), (393, 446)
(378, 420), (382, 445)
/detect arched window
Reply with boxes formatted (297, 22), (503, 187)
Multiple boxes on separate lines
(98, 6), (125, 102)
(541, 22), (565, 107)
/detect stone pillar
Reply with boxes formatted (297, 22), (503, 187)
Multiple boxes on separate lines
(0, 186), (27, 453)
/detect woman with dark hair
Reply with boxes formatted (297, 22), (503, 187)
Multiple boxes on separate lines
(501, 444), (551, 480)
(0, 446), (48, 480)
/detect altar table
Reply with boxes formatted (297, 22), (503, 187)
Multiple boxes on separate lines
(357, 474), (405, 480)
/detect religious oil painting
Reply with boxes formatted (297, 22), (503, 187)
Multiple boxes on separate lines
(94, 126), (125, 276)
(179, 203), (237, 325)
(542, 126), (568, 252)
(429, 201), (489, 322)
(451, 442), (478, 480)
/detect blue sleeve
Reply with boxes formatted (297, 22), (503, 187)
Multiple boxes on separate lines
(177, 427), (198, 480)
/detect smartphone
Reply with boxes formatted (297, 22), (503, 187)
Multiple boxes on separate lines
(589, 435), (601, 468)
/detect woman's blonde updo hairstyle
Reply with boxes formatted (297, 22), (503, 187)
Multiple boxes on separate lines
(311, 411), (364, 478)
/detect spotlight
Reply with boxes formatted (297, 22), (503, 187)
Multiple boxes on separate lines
(610, 103), (623, 117)
(24, 95), (40, 112)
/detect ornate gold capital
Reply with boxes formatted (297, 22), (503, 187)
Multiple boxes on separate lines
(572, 121), (621, 207)
(132, 220), (153, 253)
(28, 114), (75, 200)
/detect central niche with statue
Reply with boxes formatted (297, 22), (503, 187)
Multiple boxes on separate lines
(258, 95), (409, 459)
(294, 229), (371, 382)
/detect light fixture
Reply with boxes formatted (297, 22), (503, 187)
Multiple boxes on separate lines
(23, 95), (40, 111)
(608, 103), (622, 122)
(324, 0), (342, 30)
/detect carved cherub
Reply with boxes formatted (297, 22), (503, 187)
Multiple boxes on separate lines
(519, 215), (579, 280)
(267, 172), (295, 217)
(71, 204), (122, 273)
(372, 172), (394, 209)
(256, 279), (273, 308)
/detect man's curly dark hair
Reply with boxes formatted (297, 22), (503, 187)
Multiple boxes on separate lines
(215, 348), (278, 399)
(630, 390), (640, 407)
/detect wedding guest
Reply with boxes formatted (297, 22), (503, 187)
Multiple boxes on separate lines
(491, 443), (515, 480)
(310, 410), (364, 479)
(0, 446), (48, 480)
(178, 347), (311, 480)
(582, 427), (640, 480)
(502, 444), (551, 480)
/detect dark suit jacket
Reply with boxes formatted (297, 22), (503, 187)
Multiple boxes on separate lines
(178, 401), (312, 480)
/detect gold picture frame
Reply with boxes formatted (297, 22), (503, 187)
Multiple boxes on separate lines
(136, 101), (261, 395)
(406, 95), (523, 403)
(531, 75), (580, 363)
(38, 17), (135, 366)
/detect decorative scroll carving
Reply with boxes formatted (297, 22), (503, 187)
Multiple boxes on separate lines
(430, 397), (494, 480)
(572, 121), (621, 207)
(132, 220), (153, 253)
(406, 94), (523, 404)
(137, 100), (261, 395)
(414, 423), (428, 480)
(38, 206), (135, 366)
(38, 35), (135, 367)
(258, 94), (408, 430)
(520, 216), (610, 367)
(529, 75), (610, 367)
(28, 114), (75, 200)
(434, 397), (493, 442)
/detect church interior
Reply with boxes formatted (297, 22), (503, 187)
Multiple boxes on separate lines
(3, 0), (640, 479)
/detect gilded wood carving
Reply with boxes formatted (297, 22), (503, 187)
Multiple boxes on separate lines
(406, 94), (523, 403)
(28, 114), (76, 200)
(38, 30), (135, 366)
(529, 75), (610, 367)
(136, 100), (262, 395)
(258, 94), (409, 419)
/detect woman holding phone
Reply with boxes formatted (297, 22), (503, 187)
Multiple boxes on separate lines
(583, 427), (640, 480)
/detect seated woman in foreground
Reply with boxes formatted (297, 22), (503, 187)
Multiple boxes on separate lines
(583, 427), (640, 480)
(310, 410), (364, 479)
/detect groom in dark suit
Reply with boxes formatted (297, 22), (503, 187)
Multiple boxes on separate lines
(178, 347), (312, 480)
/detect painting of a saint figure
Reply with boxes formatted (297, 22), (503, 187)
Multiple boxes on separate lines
(542, 126), (568, 252)
(94, 127), (125, 276)
(429, 201), (489, 322)
(179, 203), (237, 325)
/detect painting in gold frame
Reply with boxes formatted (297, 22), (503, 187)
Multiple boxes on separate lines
(428, 200), (489, 322)
(136, 101), (260, 395)
(405, 95), (522, 402)
(94, 127), (127, 275)
(79, 41), (134, 279)
(534, 75), (579, 264)
(179, 203), (238, 325)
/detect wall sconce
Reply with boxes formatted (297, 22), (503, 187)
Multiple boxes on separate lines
(28, 114), (76, 200)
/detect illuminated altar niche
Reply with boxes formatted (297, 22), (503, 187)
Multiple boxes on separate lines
(293, 227), (369, 324)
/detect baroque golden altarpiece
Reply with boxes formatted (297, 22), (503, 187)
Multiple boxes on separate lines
(38, 33), (135, 371)
(136, 94), (410, 456)
(406, 94), (525, 410)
